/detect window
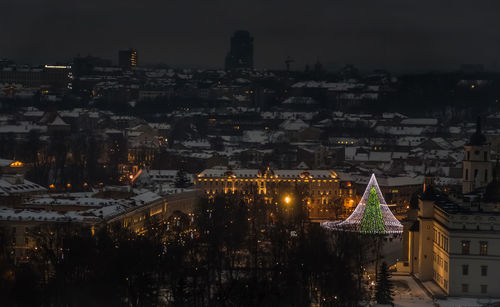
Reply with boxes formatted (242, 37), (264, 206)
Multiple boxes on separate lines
(481, 285), (488, 294)
(462, 284), (469, 293)
(462, 264), (469, 275)
(485, 170), (488, 181)
(484, 152), (488, 161)
(444, 261), (448, 272)
(474, 169), (478, 178)
(465, 169), (469, 180)
(481, 266), (488, 276)
(467, 151), (470, 160)
(462, 241), (470, 255)
(480, 241), (488, 255)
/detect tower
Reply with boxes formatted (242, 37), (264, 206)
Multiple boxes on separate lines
(462, 118), (492, 194)
(224, 31), (253, 71)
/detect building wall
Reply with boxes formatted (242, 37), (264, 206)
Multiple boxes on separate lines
(195, 170), (347, 220)
(408, 198), (500, 297)
(463, 145), (491, 194)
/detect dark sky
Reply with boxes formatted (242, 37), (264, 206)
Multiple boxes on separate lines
(2, 0), (500, 71)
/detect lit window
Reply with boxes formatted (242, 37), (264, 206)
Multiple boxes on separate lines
(462, 241), (470, 255)
(480, 241), (488, 256)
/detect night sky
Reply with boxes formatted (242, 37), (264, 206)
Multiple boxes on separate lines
(2, 0), (500, 71)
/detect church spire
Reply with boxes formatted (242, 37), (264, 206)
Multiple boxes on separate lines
(468, 117), (487, 146)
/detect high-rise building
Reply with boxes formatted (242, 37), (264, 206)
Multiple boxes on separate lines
(119, 49), (138, 69)
(224, 31), (253, 71)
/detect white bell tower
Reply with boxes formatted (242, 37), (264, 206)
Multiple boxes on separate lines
(462, 118), (492, 194)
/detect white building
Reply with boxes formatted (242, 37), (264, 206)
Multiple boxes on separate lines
(404, 120), (500, 297)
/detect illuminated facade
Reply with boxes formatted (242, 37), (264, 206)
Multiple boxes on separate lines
(322, 174), (403, 234)
(195, 167), (353, 220)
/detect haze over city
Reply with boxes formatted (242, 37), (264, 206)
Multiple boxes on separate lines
(2, 0), (500, 71)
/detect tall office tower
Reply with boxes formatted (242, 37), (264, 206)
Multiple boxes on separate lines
(119, 49), (138, 69)
(224, 31), (253, 71)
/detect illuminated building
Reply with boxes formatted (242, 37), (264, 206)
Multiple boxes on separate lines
(119, 49), (138, 69)
(196, 167), (349, 220)
(321, 173), (403, 234)
(225, 31), (253, 71)
(401, 125), (500, 297)
(0, 188), (200, 263)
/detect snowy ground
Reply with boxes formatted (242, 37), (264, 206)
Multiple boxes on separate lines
(389, 274), (500, 307)
(437, 298), (500, 307)
(392, 274), (434, 307)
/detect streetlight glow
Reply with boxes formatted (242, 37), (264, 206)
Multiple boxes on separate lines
(284, 195), (291, 204)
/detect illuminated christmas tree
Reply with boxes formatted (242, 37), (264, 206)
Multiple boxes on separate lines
(321, 173), (402, 235)
(360, 187), (385, 234)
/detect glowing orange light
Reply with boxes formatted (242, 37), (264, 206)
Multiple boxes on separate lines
(9, 161), (23, 168)
(284, 196), (291, 205)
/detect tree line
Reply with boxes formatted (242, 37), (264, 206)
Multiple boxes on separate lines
(0, 192), (390, 306)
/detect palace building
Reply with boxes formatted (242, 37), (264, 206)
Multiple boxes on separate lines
(402, 120), (500, 297)
(195, 167), (355, 220)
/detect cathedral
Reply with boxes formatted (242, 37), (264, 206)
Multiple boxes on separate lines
(402, 119), (500, 297)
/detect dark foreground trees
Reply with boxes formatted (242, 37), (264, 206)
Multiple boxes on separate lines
(1, 194), (369, 306)
(375, 262), (394, 306)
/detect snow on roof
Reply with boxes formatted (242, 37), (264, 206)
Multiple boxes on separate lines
(49, 115), (69, 126)
(0, 207), (97, 223)
(282, 96), (317, 105)
(396, 136), (426, 146)
(0, 158), (14, 167)
(242, 130), (268, 143)
(1, 189), (164, 222)
(0, 124), (47, 134)
(375, 125), (424, 136)
(0, 178), (46, 196)
(400, 118), (438, 126)
(279, 118), (308, 131)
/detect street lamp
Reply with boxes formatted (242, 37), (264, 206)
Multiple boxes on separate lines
(284, 195), (291, 205)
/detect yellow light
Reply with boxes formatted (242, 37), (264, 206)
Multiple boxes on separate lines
(9, 161), (23, 168)
(284, 196), (291, 204)
(49, 184), (55, 189)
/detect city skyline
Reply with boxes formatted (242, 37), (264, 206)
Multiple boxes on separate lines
(2, 0), (500, 71)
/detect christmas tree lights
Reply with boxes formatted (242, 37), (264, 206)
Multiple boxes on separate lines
(322, 174), (403, 235)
